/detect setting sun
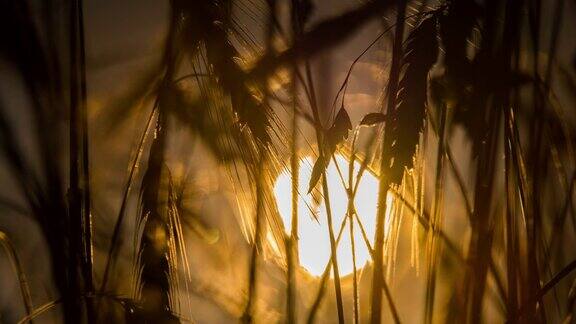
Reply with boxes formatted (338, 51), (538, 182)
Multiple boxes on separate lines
(275, 154), (393, 276)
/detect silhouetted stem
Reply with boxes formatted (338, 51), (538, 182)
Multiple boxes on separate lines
(371, 2), (405, 323)
(100, 106), (157, 293)
(348, 137), (359, 324)
(306, 216), (348, 324)
(304, 60), (345, 324)
(242, 151), (267, 323)
(0, 231), (34, 323)
(286, 2), (300, 321)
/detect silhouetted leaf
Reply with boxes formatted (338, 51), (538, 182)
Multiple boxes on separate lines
(308, 154), (328, 193)
(307, 108), (351, 192)
(249, 0), (395, 79)
(360, 113), (386, 126)
(326, 108), (352, 150)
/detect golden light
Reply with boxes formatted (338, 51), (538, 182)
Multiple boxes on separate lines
(274, 154), (392, 276)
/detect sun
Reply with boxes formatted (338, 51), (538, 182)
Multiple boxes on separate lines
(274, 154), (387, 276)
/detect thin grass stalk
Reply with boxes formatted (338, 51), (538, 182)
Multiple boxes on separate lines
(424, 102), (446, 324)
(286, 79), (298, 323)
(447, 2), (519, 321)
(413, 163), (424, 284)
(436, 127), (507, 303)
(285, 2), (300, 321)
(135, 4), (179, 321)
(0, 9), (72, 318)
(505, 121), (519, 321)
(285, 83), (298, 324)
(466, 101), (501, 323)
(349, 211), (359, 323)
(507, 95), (532, 314)
(68, 0), (88, 321)
(306, 216), (348, 324)
(546, 175), (576, 268)
(517, 259), (576, 320)
(69, 0), (81, 269)
(371, 1), (406, 322)
(526, 0), (546, 317)
(0, 231), (34, 323)
(538, 0), (566, 302)
(306, 268), (331, 324)
(443, 152), (513, 311)
(562, 278), (576, 323)
(505, 48), (522, 319)
(137, 110), (173, 320)
(243, 2), (275, 321)
(77, 0), (94, 297)
(17, 300), (61, 324)
(348, 137), (359, 324)
(304, 61), (345, 324)
(0, 116), (60, 322)
(285, 235), (296, 324)
(100, 107), (157, 293)
(473, 2), (522, 322)
(285, 111), (298, 323)
(352, 212), (374, 255)
(467, 83), (503, 324)
(242, 149), (267, 324)
(77, 2), (96, 320)
(445, 148), (472, 218)
(380, 271), (401, 324)
(345, 169), (400, 324)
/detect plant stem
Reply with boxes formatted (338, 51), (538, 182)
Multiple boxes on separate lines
(244, 3), (276, 321)
(0, 231), (34, 323)
(69, 0), (91, 321)
(286, 2), (300, 321)
(242, 149), (267, 323)
(348, 135), (359, 324)
(371, 1), (406, 322)
(304, 61), (345, 324)
(307, 216), (349, 324)
(424, 102), (446, 324)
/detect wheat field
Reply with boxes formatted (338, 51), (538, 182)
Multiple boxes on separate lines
(0, 0), (575, 323)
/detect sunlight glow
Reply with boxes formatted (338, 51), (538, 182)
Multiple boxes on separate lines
(274, 154), (389, 276)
